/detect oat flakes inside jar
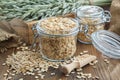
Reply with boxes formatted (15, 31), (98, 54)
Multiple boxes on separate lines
(76, 6), (111, 44)
(33, 17), (79, 61)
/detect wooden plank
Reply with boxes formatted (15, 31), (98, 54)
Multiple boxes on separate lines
(0, 43), (120, 80)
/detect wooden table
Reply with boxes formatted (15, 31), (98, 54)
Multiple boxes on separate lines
(0, 42), (120, 80)
(0, 5), (119, 79)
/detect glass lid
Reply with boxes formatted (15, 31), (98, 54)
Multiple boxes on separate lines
(91, 30), (120, 59)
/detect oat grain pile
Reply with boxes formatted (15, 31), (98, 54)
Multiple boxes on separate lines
(6, 50), (61, 74)
(40, 17), (76, 34)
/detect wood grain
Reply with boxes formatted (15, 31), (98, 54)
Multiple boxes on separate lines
(0, 43), (120, 80)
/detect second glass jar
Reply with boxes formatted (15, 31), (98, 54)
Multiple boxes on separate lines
(76, 6), (111, 44)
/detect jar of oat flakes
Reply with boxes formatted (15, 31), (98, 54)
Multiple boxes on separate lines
(32, 17), (79, 61)
(76, 6), (111, 44)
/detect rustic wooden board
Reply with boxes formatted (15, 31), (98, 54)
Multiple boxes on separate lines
(0, 43), (120, 80)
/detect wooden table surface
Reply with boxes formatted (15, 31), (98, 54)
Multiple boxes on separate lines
(0, 5), (119, 79)
(0, 42), (120, 80)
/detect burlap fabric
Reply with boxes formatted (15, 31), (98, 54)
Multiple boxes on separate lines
(0, 21), (18, 53)
(109, 0), (120, 35)
(0, 19), (29, 53)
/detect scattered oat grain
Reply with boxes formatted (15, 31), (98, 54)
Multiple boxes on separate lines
(65, 74), (69, 77)
(6, 70), (9, 73)
(80, 52), (83, 55)
(11, 73), (15, 76)
(95, 76), (99, 79)
(17, 47), (20, 50)
(24, 47), (28, 50)
(32, 49), (36, 52)
(19, 78), (24, 80)
(83, 51), (88, 53)
(50, 72), (55, 76)
(71, 71), (75, 74)
(3, 73), (8, 76)
(76, 68), (82, 72)
(2, 63), (6, 66)
(41, 75), (45, 79)
(76, 75), (81, 79)
(7, 76), (12, 79)
(35, 76), (39, 79)
(22, 43), (26, 46)
(81, 75), (86, 78)
(77, 72), (81, 75)
(13, 70), (16, 73)
(104, 59), (110, 64)
(93, 60), (98, 64)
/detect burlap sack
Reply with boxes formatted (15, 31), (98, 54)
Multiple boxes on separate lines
(109, 0), (120, 35)
(0, 19), (29, 53)
(0, 21), (19, 53)
(9, 18), (29, 43)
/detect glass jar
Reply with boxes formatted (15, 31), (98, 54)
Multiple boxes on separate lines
(32, 17), (79, 61)
(76, 6), (111, 44)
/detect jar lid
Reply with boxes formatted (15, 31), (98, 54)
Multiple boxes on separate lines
(91, 30), (120, 59)
(76, 6), (103, 18)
